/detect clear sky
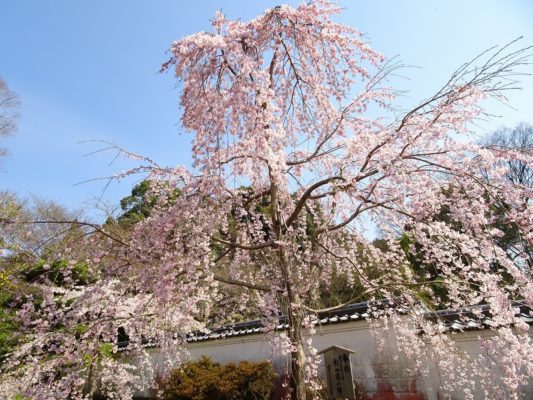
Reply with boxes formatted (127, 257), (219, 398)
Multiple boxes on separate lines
(1, 1), (532, 220)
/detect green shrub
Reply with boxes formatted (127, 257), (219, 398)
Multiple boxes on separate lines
(160, 356), (275, 400)
(23, 259), (93, 286)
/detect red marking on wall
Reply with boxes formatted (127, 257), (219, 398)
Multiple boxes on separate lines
(363, 378), (426, 400)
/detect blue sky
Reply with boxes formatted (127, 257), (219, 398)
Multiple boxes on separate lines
(1, 1), (532, 220)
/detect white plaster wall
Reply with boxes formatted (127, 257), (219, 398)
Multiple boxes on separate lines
(136, 321), (533, 399)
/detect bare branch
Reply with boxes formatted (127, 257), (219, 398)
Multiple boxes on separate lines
(210, 236), (275, 251)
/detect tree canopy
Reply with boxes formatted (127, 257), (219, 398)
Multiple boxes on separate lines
(1, 2), (532, 399)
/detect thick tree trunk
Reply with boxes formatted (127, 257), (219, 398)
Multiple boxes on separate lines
(278, 244), (307, 400)
(269, 169), (307, 400)
(287, 292), (307, 400)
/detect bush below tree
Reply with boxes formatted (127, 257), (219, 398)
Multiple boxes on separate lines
(158, 356), (275, 400)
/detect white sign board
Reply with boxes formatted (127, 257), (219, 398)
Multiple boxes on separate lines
(318, 345), (356, 399)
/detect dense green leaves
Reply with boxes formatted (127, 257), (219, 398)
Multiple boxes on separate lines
(160, 356), (275, 400)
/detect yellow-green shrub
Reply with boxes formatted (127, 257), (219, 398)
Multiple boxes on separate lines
(160, 356), (275, 400)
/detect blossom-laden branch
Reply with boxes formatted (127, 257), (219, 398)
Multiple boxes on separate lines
(2, 2), (533, 400)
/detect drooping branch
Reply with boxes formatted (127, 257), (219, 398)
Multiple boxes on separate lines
(0, 218), (128, 246)
(210, 236), (275, 251)
(396, 38), (532, 133)
(319, 202), (381, 233)
(315, 175), (384, 234)
(304, 280), (442, 313)
(284, 176), (345, 229)
(212, 274), (273, 292)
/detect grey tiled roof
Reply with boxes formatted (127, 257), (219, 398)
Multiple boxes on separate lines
(117, 300), (532, 349)
(185, 300), (532, 343)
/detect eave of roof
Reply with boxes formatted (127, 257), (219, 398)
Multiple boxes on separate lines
(117, 300), (532, 348)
